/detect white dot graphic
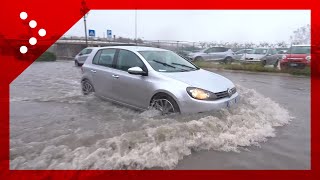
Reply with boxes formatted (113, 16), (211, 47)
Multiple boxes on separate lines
(38, 29), (46, 37)
(20, 12), (28, 20)
(20, 46), (28, 54)
(29, 37), (37, 45)
(29, 20), (37, 28)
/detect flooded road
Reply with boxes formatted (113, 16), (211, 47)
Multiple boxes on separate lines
(9, 61), (309, 169)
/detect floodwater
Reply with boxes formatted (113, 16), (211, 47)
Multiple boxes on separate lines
(9, 61), (309, 170)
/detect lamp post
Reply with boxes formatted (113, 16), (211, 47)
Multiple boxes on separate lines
(80, 0), (89, 47)
(135, 9), (138, 45)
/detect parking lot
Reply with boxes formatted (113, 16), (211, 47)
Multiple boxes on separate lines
(10, 60), (310, 170)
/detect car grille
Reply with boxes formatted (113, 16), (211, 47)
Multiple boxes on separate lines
(214, 87), (236, 100)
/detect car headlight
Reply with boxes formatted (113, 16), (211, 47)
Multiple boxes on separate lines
(186, 87), (217, 100)
(282, 55), (287, 60)
(306, 56), (311, 61)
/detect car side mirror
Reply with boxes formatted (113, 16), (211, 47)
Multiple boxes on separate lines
(128, 67), (148, 76)
(79, 53), (83, 56)
(267, 54), (271, 56)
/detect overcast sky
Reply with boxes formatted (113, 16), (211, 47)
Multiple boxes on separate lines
(64, 10), (310, 43)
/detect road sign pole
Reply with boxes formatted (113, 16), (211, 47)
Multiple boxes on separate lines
(84, 15), (88, 47)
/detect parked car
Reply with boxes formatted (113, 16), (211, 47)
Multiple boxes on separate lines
(233, 48), (253, 60)
(280, 44), (311, 69)
(241, 47), (281, 67)
(276, 48), (289, 54)
(187, 47), (235, 63)
(74, 47), (94, 66)
(176, 50), (193, 59)
(81, 46), (239, 114)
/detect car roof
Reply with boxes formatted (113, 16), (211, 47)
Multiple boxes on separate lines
(88, 46), (169, 52)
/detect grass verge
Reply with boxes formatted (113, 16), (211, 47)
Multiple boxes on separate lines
(194, 61), (310, 76)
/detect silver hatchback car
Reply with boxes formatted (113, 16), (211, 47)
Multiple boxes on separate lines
(81, 46), (239, 114)
(187, 47), (235, 63)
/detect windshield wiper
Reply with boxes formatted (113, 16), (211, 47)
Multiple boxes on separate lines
(152, 60), (189, 72)
(171, 63), (197, 70)
(152, 60), (176, 69)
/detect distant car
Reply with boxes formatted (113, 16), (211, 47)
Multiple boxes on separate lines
(187, 47), (235, 63)
(74, 47), (94, 66)
(241, 48), (281, 67)
(280, 44), (311, 69)
(276, 48), (289, 54)
(176, 50), (193, 59)
(233, 49), (253, 60)
(81, 46), (239, 114)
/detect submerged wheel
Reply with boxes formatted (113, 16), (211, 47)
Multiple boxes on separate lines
(150, 94), (180, 115)
(81, 79), (94, 95)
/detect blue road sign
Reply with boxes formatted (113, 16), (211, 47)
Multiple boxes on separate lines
(88, 29), (95, 37)
(107, 30), (112, 39)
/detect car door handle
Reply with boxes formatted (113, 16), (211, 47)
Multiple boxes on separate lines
(112, 75), (119, 79)
(90, 70), (97, 73)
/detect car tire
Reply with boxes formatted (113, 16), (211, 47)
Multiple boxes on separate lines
(273, 60), (279, 68)
(81, 79), (94, 95)
(194, 56), (204, 62)
(224, 57), (233, 64)
(261, 60), (267, 66)
(150, 93), (180, 115)
(75, 60), (80, 67)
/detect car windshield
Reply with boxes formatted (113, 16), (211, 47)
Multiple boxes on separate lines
(289, 46), (310, 54)
(139, 50), (199, 72)
(250, 49), (268, 54)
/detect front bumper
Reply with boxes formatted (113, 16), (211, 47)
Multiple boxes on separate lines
(178, 92), (240, 114)
(280, 61), (309, 68)
(241, 59), (261, 63)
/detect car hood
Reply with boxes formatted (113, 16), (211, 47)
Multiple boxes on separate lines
(245, 54), (265, 59)
(160, 69), (235, 93)
(285, 54), (308, 58)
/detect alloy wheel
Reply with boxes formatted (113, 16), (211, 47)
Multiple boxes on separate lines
(150, 98), (175, 115)
(81, 80), (94, 95)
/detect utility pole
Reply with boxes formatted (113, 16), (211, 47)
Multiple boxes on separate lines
(135, 10), (137, 45)
(80, 0), (89, 47)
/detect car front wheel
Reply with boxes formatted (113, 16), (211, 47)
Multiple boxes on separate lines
(223, 57), (233, 64)
(81, 79), (94, 95)
(150, 93), (180, 115)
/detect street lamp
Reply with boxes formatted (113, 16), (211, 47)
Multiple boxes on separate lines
(80, 0), (89, 47)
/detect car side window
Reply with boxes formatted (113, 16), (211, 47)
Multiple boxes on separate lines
(80, 48), (92, 55)
(216, 47), (227, 52)
(236, 50), (244, 54)
(92, 50), (102, 64)
(116, 50), (146, 71)
(204, 48), (213, 53)
(86, 49), (93, 54)
(93, 49), (116, 67)
(268, 49), (276, 55)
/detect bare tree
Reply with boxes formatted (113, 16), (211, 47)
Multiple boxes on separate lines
(290, 24), (310, 45)
(276, 41), (288, 48)
(199, 42), (207, 48)
(258, 42), (270, 47)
